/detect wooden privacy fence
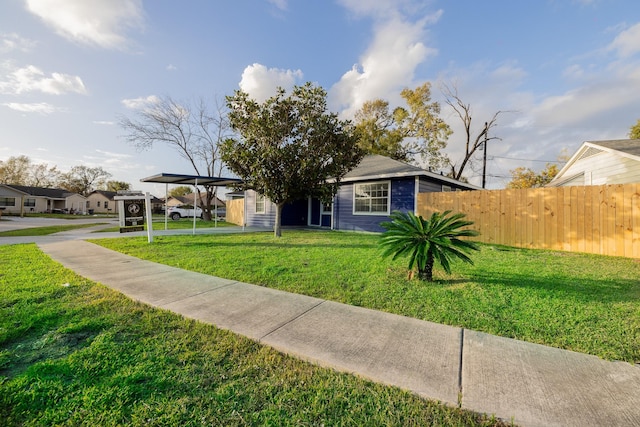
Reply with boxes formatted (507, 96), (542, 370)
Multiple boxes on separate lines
(417, 183), (640, 259)
(225, 199), (244, 226)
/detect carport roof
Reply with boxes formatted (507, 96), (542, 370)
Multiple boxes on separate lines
(140, 173), (242, 187)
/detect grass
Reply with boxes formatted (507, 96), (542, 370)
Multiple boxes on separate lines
(92, 230), (640, 363)
(0, 244), (507, 426)
(96, 218), (235, 233)
(0, 223), (108, 236)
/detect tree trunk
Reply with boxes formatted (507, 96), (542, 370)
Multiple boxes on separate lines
(419, 254), (435, 281)
(274, 202), (284, 237)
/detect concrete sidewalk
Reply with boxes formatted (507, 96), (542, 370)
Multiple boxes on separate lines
(37, 240), (640, 427)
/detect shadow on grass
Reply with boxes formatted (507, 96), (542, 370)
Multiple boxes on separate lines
(461, 271), (639, 304)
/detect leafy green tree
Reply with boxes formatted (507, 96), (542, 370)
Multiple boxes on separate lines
(223, 82), (364, 237)
(353, 82), (451, 167)
(168, 186), (193, 197)
(104, 181), (131, 192)
(354, 99), (407, 161)
(507, 163), (559, 189)
(629, 119), (640, 139)
(379, 210), (479, 281)
(395, 83), (452, 169)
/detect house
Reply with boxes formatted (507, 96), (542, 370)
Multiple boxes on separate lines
(87, 190), (119, 214)
(244, 154), (480, 233)
(87, 190), (165, 214)
(166, 193), (225, 208)
(548, 139), (640, 187)
(0, 184), (87, 215)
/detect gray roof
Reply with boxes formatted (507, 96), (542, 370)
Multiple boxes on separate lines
(3, 185), (77, 199)
(341, 154), (479, 189)
(588, 139), (640, 158)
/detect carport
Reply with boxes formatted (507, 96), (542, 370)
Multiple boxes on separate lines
(141, 173), (242, 235)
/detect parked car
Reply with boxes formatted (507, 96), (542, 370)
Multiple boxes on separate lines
(167, 204), (203, 220)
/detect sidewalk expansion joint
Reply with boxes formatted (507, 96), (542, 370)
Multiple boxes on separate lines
(157, 280), (243, 307)
(458, 328), (464, 407)
(258, 300), (327, 342)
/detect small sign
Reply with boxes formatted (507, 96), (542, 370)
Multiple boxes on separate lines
(124, 199), (145, 226)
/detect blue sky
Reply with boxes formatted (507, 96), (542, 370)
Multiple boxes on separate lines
(1, 0), (640, 192)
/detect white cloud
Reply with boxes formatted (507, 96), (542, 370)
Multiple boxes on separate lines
(25, 0), (144, 50)
(0, 33), (36, 53)
(3, 102), (61, 114)
(608, 22), (640, 58)
(93, 120), (115, 125)
(166, 64), (177, 71)
(0, 65), (86, 95)
(238, 63), (303, 103)
(121, 95), (160, 109)
(267, 0), (287, 11)
(329, 13), (440, 117)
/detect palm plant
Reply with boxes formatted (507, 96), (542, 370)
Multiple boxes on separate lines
(379, 210), (480, 281)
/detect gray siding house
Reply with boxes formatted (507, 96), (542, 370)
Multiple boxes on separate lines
(244, 154), (479, 233)
(549, 139), (640, 187)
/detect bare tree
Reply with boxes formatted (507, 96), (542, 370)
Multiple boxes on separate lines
(119, 96), (231, 220)
(441, 83), (509, 182)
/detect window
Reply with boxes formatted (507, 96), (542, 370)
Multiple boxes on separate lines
(23, 198), (36, 207)
(97, 201), (101, 207)
(0, 197), (16, 207)
(354, 181), (390, 215)
(322, 202), (332, 214)
(104, 201), (109, 209)
(255, 193), (265, 214)
(442, 185), (452, 192)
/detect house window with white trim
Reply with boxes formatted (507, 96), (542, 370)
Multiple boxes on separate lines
(442, 185), (452, 192)
(23, 198), (36, 207)
(255, 193), (265, 214)
(322, 201), (332, 214)
(354, 181), (390, 215)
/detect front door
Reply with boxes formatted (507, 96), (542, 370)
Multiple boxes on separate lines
(308, 198), (332, 227)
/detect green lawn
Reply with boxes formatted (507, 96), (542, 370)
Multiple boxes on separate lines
(0, 244), (506, 426)
(95, 217), (235, 233)
(0, 223), (108, 236)
(93, 230), (640, 363)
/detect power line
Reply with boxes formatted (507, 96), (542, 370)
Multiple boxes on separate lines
(490, 155), (564, 163)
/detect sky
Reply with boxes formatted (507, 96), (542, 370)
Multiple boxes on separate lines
(1, 0), (640, 194)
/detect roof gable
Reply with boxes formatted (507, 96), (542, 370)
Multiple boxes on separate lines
(551, 139), (640, 184)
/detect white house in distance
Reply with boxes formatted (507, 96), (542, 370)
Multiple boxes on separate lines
(548, 139), (640, 187)
(0, 184), (87, 215)
(87, 190), (119, 214)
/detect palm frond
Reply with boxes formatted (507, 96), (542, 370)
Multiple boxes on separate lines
(379, 210), (480, 281)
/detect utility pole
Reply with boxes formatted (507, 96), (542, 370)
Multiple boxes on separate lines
(482, 122), (488, 189)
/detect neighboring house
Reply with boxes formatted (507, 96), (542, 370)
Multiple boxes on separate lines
(244, 154), (480, 233)
(87, 191), (164, 214)
(548, 139), (640, 187)
(166, 193), (225, 208)
(0, 184), (87, 215)
(87, 190), (118, 214)
(225, 191), (245, 201)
